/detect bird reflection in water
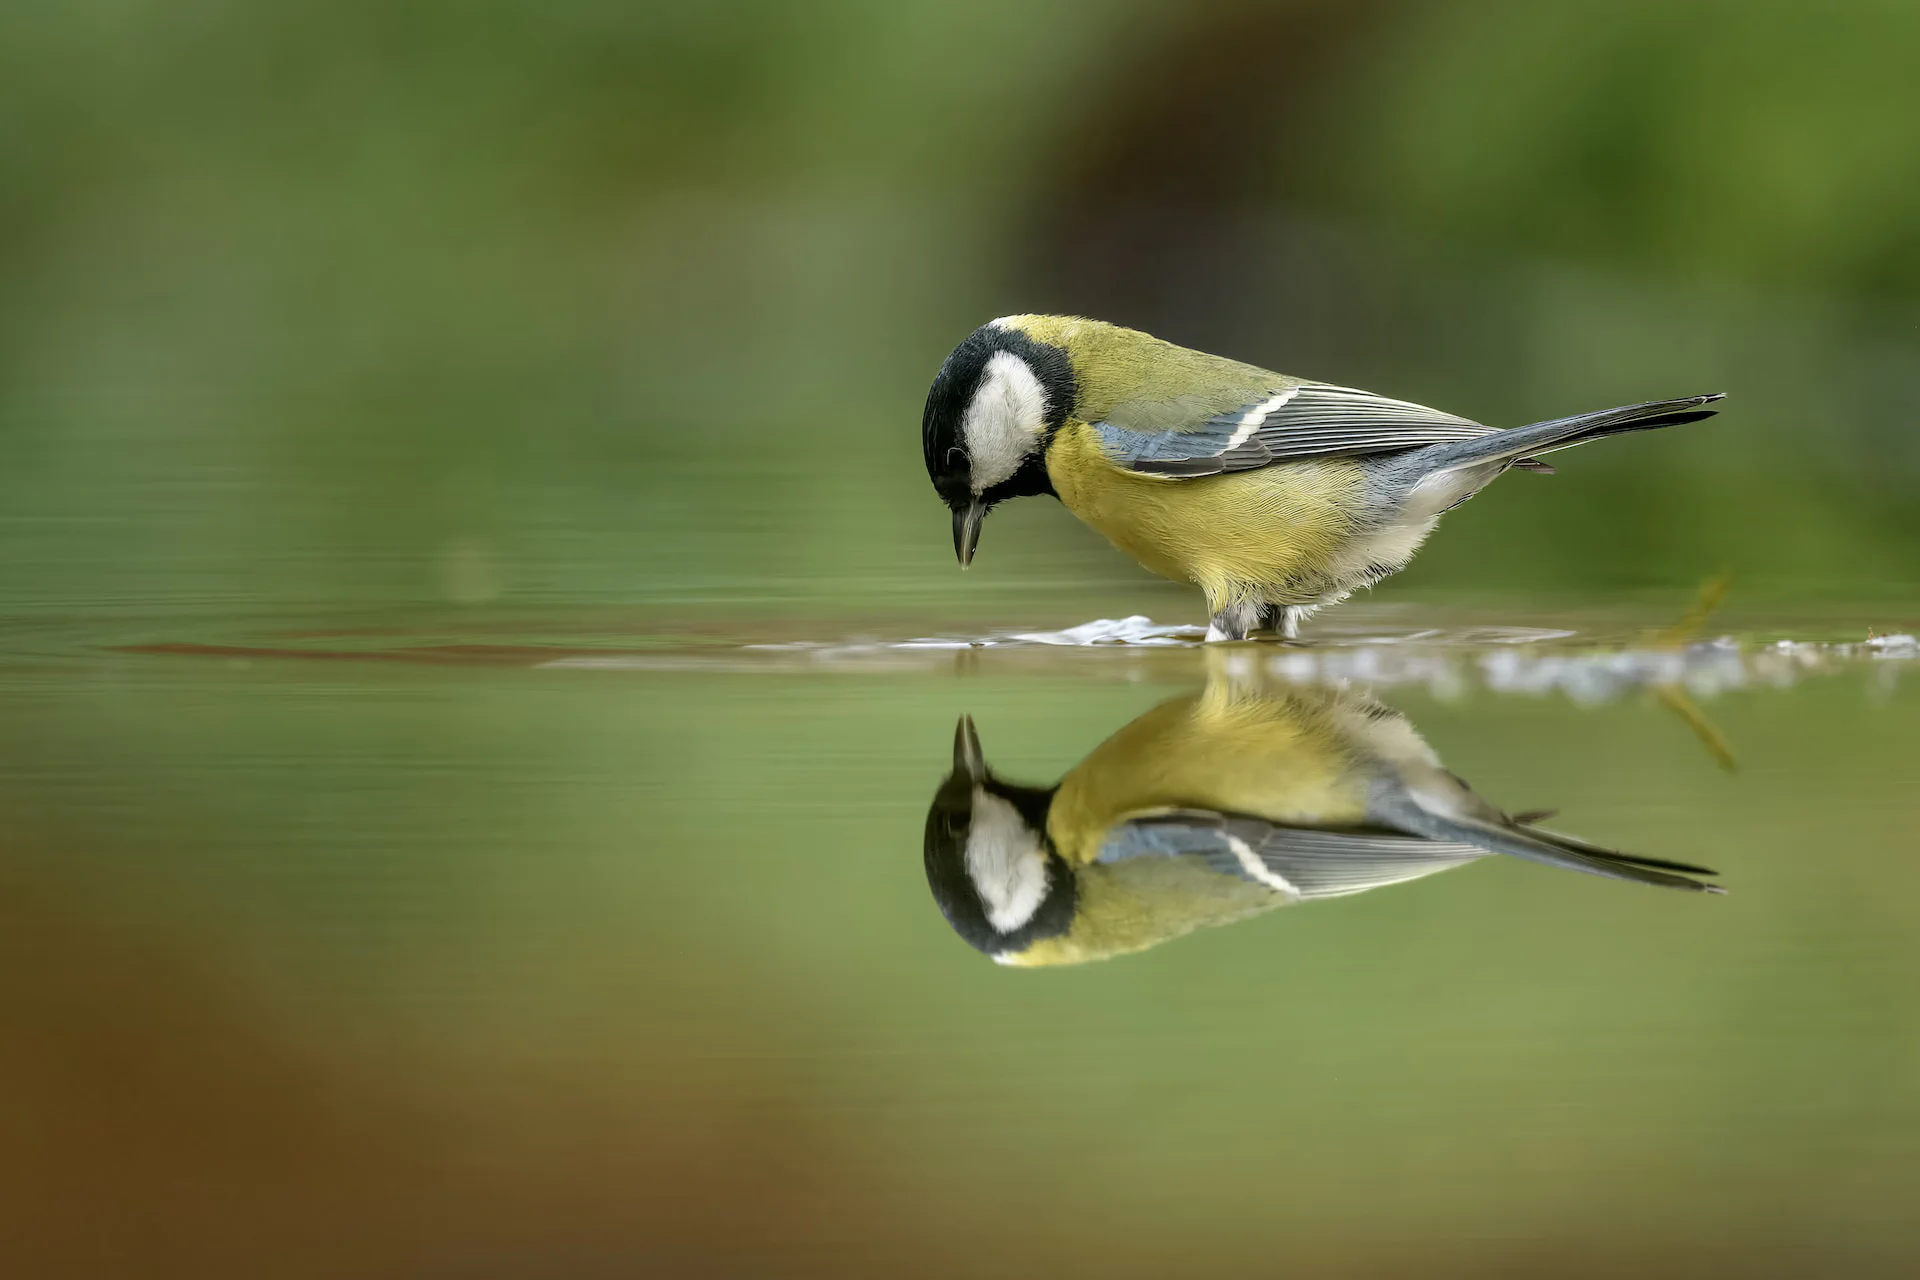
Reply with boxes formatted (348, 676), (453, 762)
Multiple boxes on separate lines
(924, 664), (1721, 966)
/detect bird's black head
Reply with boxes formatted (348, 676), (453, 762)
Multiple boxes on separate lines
(921, 320), (1078, 566)
(923, 716), (1076, 962)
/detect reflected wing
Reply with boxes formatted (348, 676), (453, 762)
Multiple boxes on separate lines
(1093, 383), (1495, 479)
(1097, 810), (1484, 900)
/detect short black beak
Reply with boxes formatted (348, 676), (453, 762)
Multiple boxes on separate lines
(952, 715), (985, 782)
(952, 501), (984, 569)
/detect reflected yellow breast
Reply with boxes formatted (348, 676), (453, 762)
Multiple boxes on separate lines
(1045, 687), (1373, 866)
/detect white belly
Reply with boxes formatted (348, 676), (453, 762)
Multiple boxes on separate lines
(1281, 463), (1501, 607)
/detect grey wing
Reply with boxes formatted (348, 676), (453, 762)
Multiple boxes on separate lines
(1098, 811), (1485, 900)
(1093, 383), (1496, 478)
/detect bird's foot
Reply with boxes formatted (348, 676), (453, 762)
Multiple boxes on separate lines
(1205, 601), (1260, 643)
(1257, 604), (1304, 641)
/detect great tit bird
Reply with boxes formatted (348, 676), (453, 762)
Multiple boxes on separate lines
(923, 668), (1720, 966)
(921, 316), (1725, 640)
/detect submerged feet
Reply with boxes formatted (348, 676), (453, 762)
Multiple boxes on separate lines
(1205, 602), (1303, 643)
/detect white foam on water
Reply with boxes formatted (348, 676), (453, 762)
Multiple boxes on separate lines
(536, 622), (1915, 703)
(1866, 633), (1919, 657)
(1000, 615), (1206, 647)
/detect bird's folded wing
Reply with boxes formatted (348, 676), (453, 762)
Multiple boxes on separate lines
(1092, 383), (1494, 478)
(1096, 810), (1484, 900)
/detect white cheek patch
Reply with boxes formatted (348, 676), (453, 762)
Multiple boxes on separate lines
(964, 790), (1050, 933)
(961, 351), (1048, 493)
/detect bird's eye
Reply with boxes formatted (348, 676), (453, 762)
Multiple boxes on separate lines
(942, 813), (968, 838)
(946, 447), (964, 468)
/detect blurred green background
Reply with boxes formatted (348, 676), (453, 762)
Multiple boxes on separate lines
(4, 0), (1919, 623)
(4, 3), (1920, 1277)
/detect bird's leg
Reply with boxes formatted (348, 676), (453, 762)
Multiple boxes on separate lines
(1205, 599), (1260, 643)
(1257, 604), (1303, 641)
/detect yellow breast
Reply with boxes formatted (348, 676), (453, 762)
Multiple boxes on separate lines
(1000, 857), (1282, 967)
(1045, 422), (1364, 608)
(1045, 687), (1372, 867)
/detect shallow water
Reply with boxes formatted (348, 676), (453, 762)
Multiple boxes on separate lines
(3, 604), (1918, 1276)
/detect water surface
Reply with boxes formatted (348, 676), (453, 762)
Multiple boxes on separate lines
(3, 606), (1917, 1275)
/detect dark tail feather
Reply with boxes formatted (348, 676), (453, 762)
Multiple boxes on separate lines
(1417, 393), (1726, 476)
(1452, 820), (1722, 893)
(1534, 827), (1721, 877)
(1378, 800), (1723, 893)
